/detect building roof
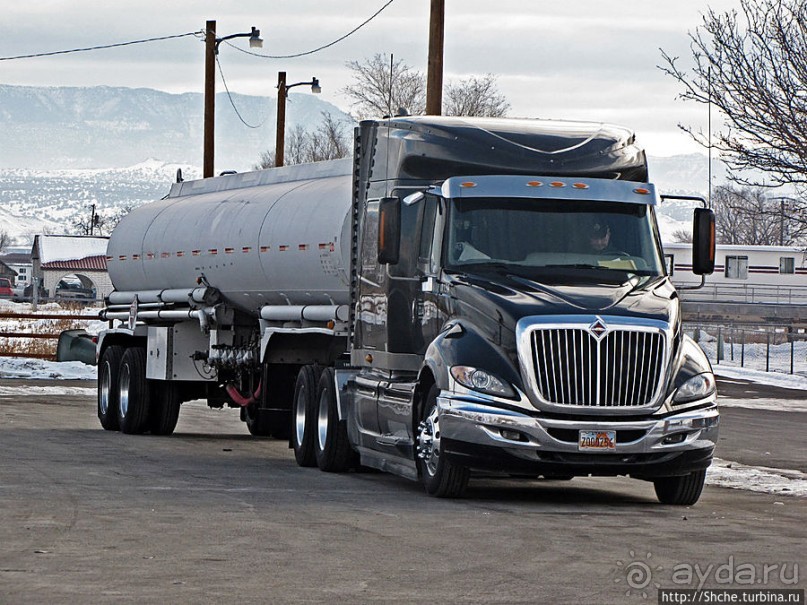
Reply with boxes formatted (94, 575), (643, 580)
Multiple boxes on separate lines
(41, 255), (107, 271)
(34, 235), (109, 264)
(0, 252), (31, 265)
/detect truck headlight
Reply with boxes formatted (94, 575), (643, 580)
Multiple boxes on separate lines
(450, 366), (516, 398)
(673, 372), (716, 404)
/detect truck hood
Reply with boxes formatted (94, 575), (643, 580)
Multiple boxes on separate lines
(447, 272), (676, 330)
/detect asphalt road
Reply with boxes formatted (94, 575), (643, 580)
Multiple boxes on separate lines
(0, 378), (804, 604)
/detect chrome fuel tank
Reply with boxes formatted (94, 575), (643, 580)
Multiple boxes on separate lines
(106, 160), (353, 315)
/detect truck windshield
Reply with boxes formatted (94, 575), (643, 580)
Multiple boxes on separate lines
(445, 197), (665, 279)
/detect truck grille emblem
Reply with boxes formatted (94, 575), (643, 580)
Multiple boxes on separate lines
(589, 318), (608, 339)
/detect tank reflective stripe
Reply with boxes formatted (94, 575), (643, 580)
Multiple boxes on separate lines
(192, 250), (201, 256)
(208, 249), (218, 255)
(176, 251), (185, 257)
(224, 247), (234, 254)
(118, 255), (126, 261)
(132, 254), (140, 260)
(146, 253), (155, 260)
(161, 252), (170, 258)
(260, 246), (270, 253)
(279, 245), (289, 251)
(242, 247), (251, 253)
(299, 244), (309, 251)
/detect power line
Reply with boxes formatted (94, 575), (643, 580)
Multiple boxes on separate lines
(225, 0), (395, 59)
(215, 55), (268, 129)
(0, 31), (202, 61)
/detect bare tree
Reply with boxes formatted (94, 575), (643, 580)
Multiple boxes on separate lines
(671, 229), (693, 244)
(343, 54), (426, 119)
(0, 230), (12, 252)
(710, 184), (807, 245)
(255, 112), (352, 170)
(659, 0), (807, 190)
(343, 54), (511, 120)
(444, 74), (510, 118)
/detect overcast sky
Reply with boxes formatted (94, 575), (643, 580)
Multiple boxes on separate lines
(0, 0), (740, 158)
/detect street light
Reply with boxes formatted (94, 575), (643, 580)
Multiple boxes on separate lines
(274, 72), (321, 167)
(203, 20), (263, 178)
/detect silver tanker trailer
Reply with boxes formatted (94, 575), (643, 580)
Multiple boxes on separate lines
(97, 116), (720, 503)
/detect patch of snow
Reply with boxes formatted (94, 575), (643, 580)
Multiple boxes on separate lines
(714, 365), (807, 392)
(718, 397), (807, 413)
(708, 458), (807, 498)
(0, 357), (96, 380)
(0, 385), (95, 396)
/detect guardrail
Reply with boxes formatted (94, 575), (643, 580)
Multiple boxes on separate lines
(677, 283), (807, 305)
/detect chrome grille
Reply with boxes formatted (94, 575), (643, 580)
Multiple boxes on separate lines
(530, 327), (665, 407)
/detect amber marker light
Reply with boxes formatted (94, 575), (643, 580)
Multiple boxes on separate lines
(549, 181), (566, 188)
(460, 181), (477, 188)
(634, 187), (651, 195)
(572, 183), (589, 189)
(526, 181), (543, 187)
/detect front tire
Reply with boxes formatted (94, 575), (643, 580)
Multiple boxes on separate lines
(98, 345), (124, 431)
(292, 365), (320, 467)
(416, 385), (469, 498)
(314, 368), (354, 472)
(118, 347), (150, 435)
(654, 470), (707, 505)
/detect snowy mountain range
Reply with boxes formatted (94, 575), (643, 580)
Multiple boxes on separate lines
(0, 84), (725, 246)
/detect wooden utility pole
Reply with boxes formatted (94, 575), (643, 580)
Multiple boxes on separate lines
(275, 71), (287, 167)
(203, 19), (216, 178)
(425, 0), (445, 115)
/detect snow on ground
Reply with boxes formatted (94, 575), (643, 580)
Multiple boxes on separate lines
(714, 365), (807, 392)
(0, 357), (96, 380)
(708, 458), (807, 498)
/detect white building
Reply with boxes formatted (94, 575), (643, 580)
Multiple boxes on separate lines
(32, 235), (111, 301)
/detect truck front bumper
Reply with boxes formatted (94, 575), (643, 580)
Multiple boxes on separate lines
(436, 393), (719, 478)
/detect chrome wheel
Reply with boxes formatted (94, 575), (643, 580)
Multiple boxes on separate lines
(294, 387), (307, 447)
(100, 361), (112, 416)
(119, 364), (131, 420)
(417, 405), (441, 477)
(317, 390), (329, 451)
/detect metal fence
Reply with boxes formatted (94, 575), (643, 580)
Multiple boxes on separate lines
(685, 324), (807, 377)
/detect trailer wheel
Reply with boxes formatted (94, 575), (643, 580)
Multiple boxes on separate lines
(314, 368), (354, 473)
(148, 381), (180, 436)
(118, 347), (150, 435)
(292, 365), (319, 467)
(653, 470), (707, 505)
(416, 385), (470, 498)
(98, 345), (124, 431)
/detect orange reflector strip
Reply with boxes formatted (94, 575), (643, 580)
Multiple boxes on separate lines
(633, 187), (650, 195)
(526, 181), (543, 187)
(573, 183), (589, 189)
(460, 181), (477, 188)
(327, 320), (335, 330)
(550, 181), (566, 188)
(208, 249), (218, 255)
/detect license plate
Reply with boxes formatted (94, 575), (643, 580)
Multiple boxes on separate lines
(579, 430), (616, 451)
